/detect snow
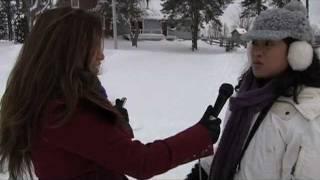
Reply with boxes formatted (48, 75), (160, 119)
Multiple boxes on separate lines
(234, 28), (247, 35)
(143, 8), (164, 20)
(0, 39), (247, 180)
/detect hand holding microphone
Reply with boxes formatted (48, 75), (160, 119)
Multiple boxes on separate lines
(199, 83), (234, 143)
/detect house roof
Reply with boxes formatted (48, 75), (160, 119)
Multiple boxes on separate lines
(143, 7), (164, 20)
(232, 28), (247, 35)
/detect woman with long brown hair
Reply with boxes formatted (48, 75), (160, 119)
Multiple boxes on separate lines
(0, 7), (222, 180)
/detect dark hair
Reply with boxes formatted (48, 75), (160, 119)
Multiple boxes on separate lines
(236, 38), (320, 103)
(0, 7), (120, 180)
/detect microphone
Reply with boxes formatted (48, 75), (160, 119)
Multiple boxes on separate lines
(211, 83), (234, 118)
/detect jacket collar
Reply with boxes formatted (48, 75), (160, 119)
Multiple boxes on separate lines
(278, 87), (320, 121)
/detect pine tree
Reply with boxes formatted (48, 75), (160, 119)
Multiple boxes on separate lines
(99, 0), (143, 47)
(240, 0), (267, 17)
(161, 0), (232, 51)
(13, 0), (28, 43)
(2, 0), (15, 41)
(0, 1), (8, 40)
(14, 11), (28, 42)
(270, 0), (291, 8)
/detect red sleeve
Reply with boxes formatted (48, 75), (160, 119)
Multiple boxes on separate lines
(43, 108), (213, 179)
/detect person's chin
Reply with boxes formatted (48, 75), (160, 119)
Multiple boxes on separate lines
(97, 66), (105, 75)
(252, 70), (266, 79)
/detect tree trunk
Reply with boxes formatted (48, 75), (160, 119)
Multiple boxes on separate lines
(257, 0), (261, 15)
(191, 11), (199, 51)
(131, 20), (139, 47)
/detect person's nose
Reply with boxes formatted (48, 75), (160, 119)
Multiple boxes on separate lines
(252, 46), (264, 58)
(98, 51), (105, 61)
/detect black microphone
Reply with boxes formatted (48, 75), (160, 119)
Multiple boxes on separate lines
(211, 83), (234, 118)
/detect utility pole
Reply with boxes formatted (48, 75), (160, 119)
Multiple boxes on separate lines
(298, 0), (309, 18)
(112, 0), (118, 49)
(306, 0), (309, 18)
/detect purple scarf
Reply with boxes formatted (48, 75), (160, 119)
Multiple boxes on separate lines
(209, 71), (277, 180)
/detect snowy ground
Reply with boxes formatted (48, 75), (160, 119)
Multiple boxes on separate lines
(0, 39), (247, 180)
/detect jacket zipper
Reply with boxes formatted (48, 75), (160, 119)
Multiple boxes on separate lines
(291, 146), (302, 177)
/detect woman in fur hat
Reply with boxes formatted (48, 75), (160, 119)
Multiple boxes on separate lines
(196, 1), (320, 180)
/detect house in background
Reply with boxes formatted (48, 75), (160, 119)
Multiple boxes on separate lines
(123, 0), (193, 41)
(231, 28), (247, 46)
(55, 0), (193, 41)
(56, 0), (98, 9)
(165, 19), (193, 40)
(314, 35), (320, 47)
(122, 0), (165, 41)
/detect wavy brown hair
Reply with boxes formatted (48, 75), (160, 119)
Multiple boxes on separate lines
(0, 7), (120, 180)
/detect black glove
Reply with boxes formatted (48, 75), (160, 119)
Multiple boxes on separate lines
(115, 98), (129, 123)
(199, 105), (221, 143)
(185, 163), (208, 180)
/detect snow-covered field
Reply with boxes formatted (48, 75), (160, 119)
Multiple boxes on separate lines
(0, 39), (247, 180)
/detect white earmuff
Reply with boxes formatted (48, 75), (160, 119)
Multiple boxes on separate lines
(288, 41), (313, 71)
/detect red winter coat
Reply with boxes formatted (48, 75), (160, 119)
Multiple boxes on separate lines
(31, 100), (213, 180)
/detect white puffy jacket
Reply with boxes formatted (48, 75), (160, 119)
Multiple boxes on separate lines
(200, 86), (320, 180)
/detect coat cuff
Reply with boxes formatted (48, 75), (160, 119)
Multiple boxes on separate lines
(165, 123), (214, 167)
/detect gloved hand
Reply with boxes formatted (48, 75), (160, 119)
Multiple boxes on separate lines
(185, 163), (208, 180)
(199, 105), (221, 144)
(115, 98), (129, 123)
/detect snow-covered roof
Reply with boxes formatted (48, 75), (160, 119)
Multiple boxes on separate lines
(143, 8), (164, 20)
(138, 0), (164, 20)
(233, 28), (247, 35)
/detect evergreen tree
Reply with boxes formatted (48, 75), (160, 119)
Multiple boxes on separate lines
(0, 1), (8, 40)
(161, 0), (232, 51)
(241, 0), (294, 18)
(2, 0), (15, 41)
(14, 0), (28, 43)
(240, 0), (267, 17)
(99, 0), (143, 47)
(270, 0), (291, 8)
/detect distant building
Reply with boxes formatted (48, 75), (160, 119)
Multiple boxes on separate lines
(141, 9), (163, 34)
(56, 0), (98, 9)
(314, 35), (320, 47)
(123, 0), (193, 40)
(231, 28), (247, 41)
(231, 28), (247, 46)
(55, 0), (193, 40)
(165, 19), (193, 40)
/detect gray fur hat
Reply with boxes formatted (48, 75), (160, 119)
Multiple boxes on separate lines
(242, 0), (313, 43)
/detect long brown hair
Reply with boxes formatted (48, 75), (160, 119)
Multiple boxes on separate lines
(0, 7), (120, 180)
